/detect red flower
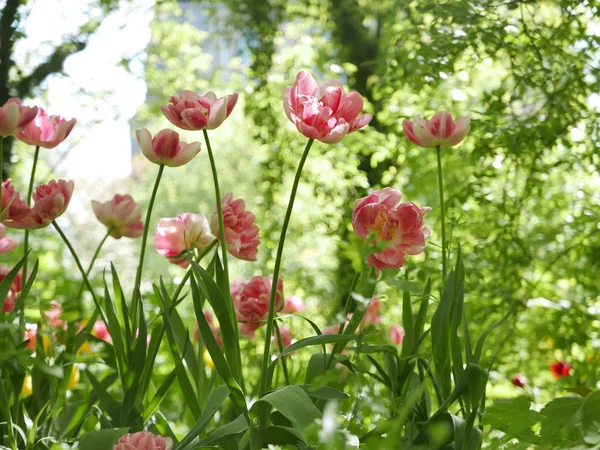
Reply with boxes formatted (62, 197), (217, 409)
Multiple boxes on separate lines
(550, 361), (572, 378)
(511, 373), (528, 388)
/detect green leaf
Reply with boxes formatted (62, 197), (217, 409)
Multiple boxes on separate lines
(102, 274), (126, 379)
(540, 396), (583, 446)
(251, 385), (321, 433)
(582, 391), (600, 445)
(77, 427), (130, 450)
(195, 414), (248, 447)
(482, 396), (541, 442)
(174, 385), (231, 450)
(299, 385), (349, 401)
(86, 369), (121, 425)
(111, 263), (132, 352)
(143, 370), (178, 422)
(473, 301), (516, 364)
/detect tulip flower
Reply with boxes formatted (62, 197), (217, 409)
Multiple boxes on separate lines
(0, 265), (22, 312)
(136, 128), (201, 167)
(22, 375), (33, 398)
(211, 193), (259, 261)
(154, 213), (215, 267)
(68, 364), (80, 390)
(390, 325), (405, 345)
(161, 90), (238, 131)
(281, 295), (306, 314)
(352, 188), (431, 272)
(0, 224), (17, 254)
(4, 179), (74, 230)
(15, 107), (76, 148)
(233, 276), (284, 337)
(283, 70), (372, 143)
(362, 296), (382, 327)
(92, 194), (144, 239)
(113, 431), (173, 450)
(44, 300), (64, 328)
(273, 324), (293, 351)
(1, 179), (30, 222)
(402, 111), (470, 148)
(93, 320), (112, 344)
(24, 324), (38, 351)
(0, 99), (38, 138)
(550, 361), (572, 378)
(511, 373), (528, 388)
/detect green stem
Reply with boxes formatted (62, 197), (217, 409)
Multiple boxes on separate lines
(172, 239), (218, 306)
(259, 138), (314, 398)
(132, 164), (164, 320)
(436, 145), (447, 282)
(74, 226), (114, 300)
(52, 221), (108, 325)
(273, 320), (290, 386)
(19, 145), (40, 328)
(202, 129), (242, 382)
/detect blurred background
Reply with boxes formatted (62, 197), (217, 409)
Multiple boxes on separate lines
(2, 0), (600, 411)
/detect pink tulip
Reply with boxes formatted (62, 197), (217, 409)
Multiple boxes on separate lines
(273, 324), (293, 351)
(282, 295), (306, 314)
(322, 313), (353, 335)
(136, 128), (201, 167)
(403, 111), (470, 148)
(283, 71), (372, 143)
(92, 194), (144, 239)
(211, 193), (259, 261)
(93, 320), (112, 344)
(113, 431), (173, 450)
(511, 373), (528, 388)
(4, 180), (74, 230)
(161, 90), (238, 131)
(15, 107), (76, 148)
(0, 265), (22, 312)
(154, 213), (215, 267)
(390, 325), (405, 346)
(24, 323), (38, 351)
(1, 179), (30, 222)
(352, 188), (431, 272)
(361, 296), (382, 327)
(0, 99), (38, 138)
(233, 276), (284, 337)
(194, 310), (222, 346)
(0, 224), (17, 254)
(44, 300), (64, 328)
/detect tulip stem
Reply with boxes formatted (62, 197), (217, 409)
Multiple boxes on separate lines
(202, 129), (242, 382)
(132, 164), (164, 321)
(22, 145), (40, 312)
(74, 226), (114, 300)
(259, 138), (314, 399)
(53, 220), (108, 325)
(436, 145), (447, 282)
(273, 320), (290, 386)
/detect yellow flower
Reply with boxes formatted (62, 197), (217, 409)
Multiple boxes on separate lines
(22, 375), (33, 398)
(68, 365), (80, 391)
(203, 349), (215, 370)
(77, 340), (92, 356)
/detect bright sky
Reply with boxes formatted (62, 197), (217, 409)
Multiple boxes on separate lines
(14, 0), (155, 180)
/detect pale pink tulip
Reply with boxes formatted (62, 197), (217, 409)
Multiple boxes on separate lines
(136, 128), (201, 167)
(92, 194), (144, 239)
(24, 323), (38, 351)
(44, 300), (64, 328)
(4, 180), (74, 230)
(15, 107), (76, 148)
(154, 213), (215, 267)
(233, 276), (284, 337)
(1, 179), (30, 222)
(0, 224), (17, 254)
(194, 310), (222, 346)
(0, 99), (38, 138)
(273, 324), (293, 351)
(93, 320), (112, 344)
(282, 295), (305, 314)
(161, 90), (238, 130)
(352, 188), (430, 272)
(402, 111), (470, 148)
(511, 373), (528, 388)
(211, 193), (259, 261)
(362, 296), (382, 327)
(0, 265), (22, 312)
(390, 325), (405, 345)
(113, 431), (173, 450)
(283, 71), (372, 143)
